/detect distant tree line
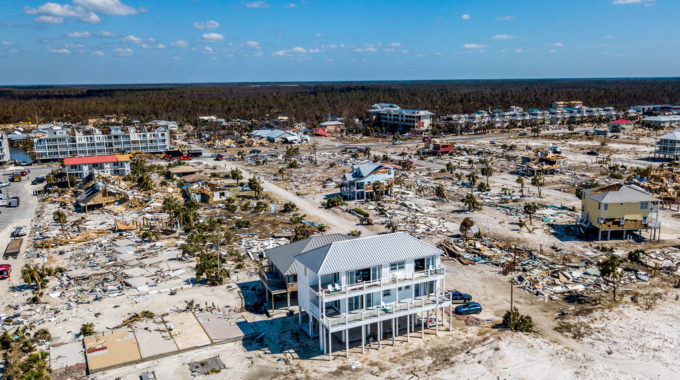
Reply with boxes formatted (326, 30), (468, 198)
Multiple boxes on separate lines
(0, 79), (679, 125)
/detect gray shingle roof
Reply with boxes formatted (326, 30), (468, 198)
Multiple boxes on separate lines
(266, 234), (354, 276)
(295, 232), (443, 275)
(585, 184), (658, 203)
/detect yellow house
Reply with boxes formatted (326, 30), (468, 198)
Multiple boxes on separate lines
(578, 184), (661, 241)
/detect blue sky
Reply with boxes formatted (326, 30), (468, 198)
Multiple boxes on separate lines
(0, 0), (677, 85)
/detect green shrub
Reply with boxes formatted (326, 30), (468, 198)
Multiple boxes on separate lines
(502, 308), (533, 332)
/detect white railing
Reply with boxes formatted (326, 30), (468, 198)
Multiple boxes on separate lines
(321, 295), (448, 329)
(311, 267), (445, 298)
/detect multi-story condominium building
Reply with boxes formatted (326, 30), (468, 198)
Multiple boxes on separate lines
(64, 155), (131, 179)
(340, 162), (394, 200)
(368, 103), (433, 132)
(33, 125), (170, 161)
(577, 184), (661, 241)
(294, 233), (451, 360)
(0, 133), (9, 164)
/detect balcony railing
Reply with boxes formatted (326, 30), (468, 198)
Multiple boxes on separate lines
(312, 267), (445, 298)
(321, 294), (449, 330)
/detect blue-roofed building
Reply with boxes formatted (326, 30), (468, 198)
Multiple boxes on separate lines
(340, 162), (394, 200)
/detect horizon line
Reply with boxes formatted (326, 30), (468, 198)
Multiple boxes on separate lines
(2, 76), (680, 88)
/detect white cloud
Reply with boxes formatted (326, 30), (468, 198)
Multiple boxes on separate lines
(273, 46), (319, 56)
(463, 43), (488, 49)
(204, 46), (213, 53)
(113, 47), (133, 56)
(461, 14), (470, 20)
(157, 44), (166, 49)
(35, 15), (65, 24)
(72, 0), (137, 15)
(193, 20), (220, 30)
(98, 30), (115, 37)
(246, 40), (260, 49)
(172, 56), (180, 61)
(495, 16), (514, 21)
(365, 46), (377, 52)
(612, 0), (654, 4)
(49, 48), (70, 54)
(387, 42), (400, 47)
(549, 49), (557, 53)
(25, 0), (139, 24)
(246, 1), (270, 8)
(604, 35), (615, 39)
(64, 43), (84, 49)
(492, 34), (514, 40)
(92, 50), (104, 56)
(1, 41), (13, 46)
(552, 42), (564, 47)
(121, 35), (142, 44)
(67, 31), (90, 38)
(514, 48), (527, 53)
(171, 40), (189, 48)
(315, 33), (322, 38)
(202, 33), (224, 42)
(285, 3), (299, 8)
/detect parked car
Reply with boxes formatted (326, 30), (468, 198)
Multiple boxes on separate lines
(11, 226), (26, 238)
(449, 290), (472, 303)
(0, 264), (11, 280)
(214, 154), (224, 161)
(31, 176), (45, 185)
(586, 150), (600, 156)
(518, 132), (528, 136)
(455, 302), (482, 315)
(392, 140), (403, 145)
(20, 170), (28, 176)
(249, 149), (262, 154)
(0, 179), (9, 188)
(489, 140), (497, 145)
(179, 155), (193, 160)
(422, 137), (433, 142)
(165, 157), (176, 162)
(7, 196), (20, 208)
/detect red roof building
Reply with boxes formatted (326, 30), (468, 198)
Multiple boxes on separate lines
(63, 155), (131, 178)
(610, 119), (633, 124)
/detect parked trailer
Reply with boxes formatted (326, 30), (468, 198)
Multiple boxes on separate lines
(4, 238), (23, 259)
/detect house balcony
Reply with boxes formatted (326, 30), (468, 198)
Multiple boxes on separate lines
(258, 267), (297, 294)
(320, 294), (450, 333)
(311, 267), (444, 300)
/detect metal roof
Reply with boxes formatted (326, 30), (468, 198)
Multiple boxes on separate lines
(295, 232), (443, 275)
(585, 184), (658, 203)
(266, 234), (354, 276)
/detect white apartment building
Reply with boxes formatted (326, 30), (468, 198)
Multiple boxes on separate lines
(64, 155), (131, 179)
(0, 133), (9, 164)
(294, 233), (451, 360)
(33, 125), (170, 161)
(368, 103), (433, 131)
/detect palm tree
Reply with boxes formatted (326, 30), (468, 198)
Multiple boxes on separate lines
(137, 174), (152, 191)
(531, 172), (544, 198)
(466, 172), (478, 195)
(248, 176), (263, 199)
(163, 197), (178, 226)
(516, 176), (525, 197)
(372, 182), (385, 200)
(481, 166), (493, 186)
(459, 217), (475, 239)
(21, 264), (54, 292)
(523, 203), (538, 225)
(53, 210), (67, 235)
(230, 168), (243, 186)
(435, 184), (447, 201)
(278, 167), (285, 180)
(462, 193), (479, 211)
(446, 162), (454, 177)
(598, 255), (622, 300)
(386, 219), (398, 233)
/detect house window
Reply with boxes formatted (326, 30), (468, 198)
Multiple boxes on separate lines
(603, 203), (608, 211)
(641, 202), (649, 210)
(383, 289), (391, 297)
(390, 261), (405, 272)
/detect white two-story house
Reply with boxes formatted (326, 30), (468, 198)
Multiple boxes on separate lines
(294, 233), (451, 360)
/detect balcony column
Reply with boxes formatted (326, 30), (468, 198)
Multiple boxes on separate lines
(435, 307), (439, 336)
(361, 325), (365, 354)
(421, 311), (425, 339)
(391, 318), (395, 346)
(320, 324), (324, 353)
(449, 303), (453, 333)
(328, 326), (332, 361)
(407, 313), (410, 342)
(345, 329), (349, 358)
(378, 321), (382, 350)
